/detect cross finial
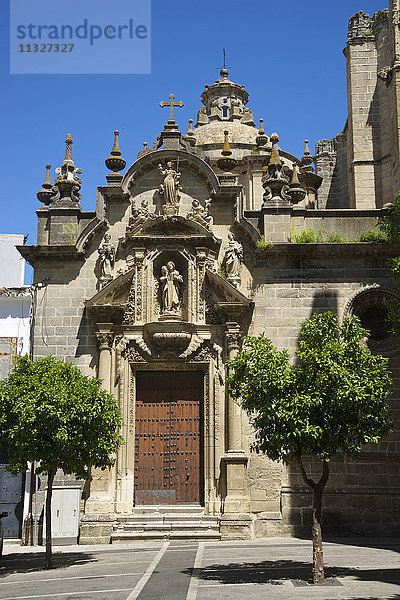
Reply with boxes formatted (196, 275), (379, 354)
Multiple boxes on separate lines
(220, 49), (231, 79)
(160, 93), (184, 122)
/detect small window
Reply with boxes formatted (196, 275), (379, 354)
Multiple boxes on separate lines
(223, 98), (228, 104)
(222, 107), (228, 118)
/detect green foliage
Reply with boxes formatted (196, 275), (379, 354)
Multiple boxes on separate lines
(355, 229), (388, 243)
(375, 10), (388, 22)
(218, 263), (228, 279)
(0, 355), (123, 479)
(227, 312), (392, 463)
(256, 236), (274, 251)
(326, 233), (345, 243)
(287, 224), (391, 244)
(378, 192), (400, 242)
(289, 227), (323, 243)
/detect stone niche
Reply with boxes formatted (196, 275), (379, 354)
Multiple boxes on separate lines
(152, 250), (188, 322)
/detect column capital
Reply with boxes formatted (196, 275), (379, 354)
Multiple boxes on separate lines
(225, 322), (241, 353)
(96, 324), (114, 350)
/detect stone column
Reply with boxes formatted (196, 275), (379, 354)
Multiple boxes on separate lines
(222, 322), (250, 519)
(83, 325), (115, 518)
(96, 325), (114, 392)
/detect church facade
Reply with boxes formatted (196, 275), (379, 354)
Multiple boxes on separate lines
(20, 2), (400, 542)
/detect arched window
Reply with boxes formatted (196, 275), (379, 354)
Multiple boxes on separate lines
(344, 286), (400, 355)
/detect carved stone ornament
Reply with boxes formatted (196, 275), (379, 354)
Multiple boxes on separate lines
(158, 161), (181, 216)
(186, 199), (213, 230)
(96, 331), (114, 349)
(152, 332), (192, 352)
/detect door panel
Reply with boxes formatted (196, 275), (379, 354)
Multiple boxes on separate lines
(135, 371), (203, 504)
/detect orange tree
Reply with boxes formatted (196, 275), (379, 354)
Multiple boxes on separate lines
(0, 355), (122, 569)
(226, 312), (392, 584)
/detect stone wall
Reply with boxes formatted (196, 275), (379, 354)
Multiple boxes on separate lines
(315, 7), (400, 209)
(244, 244), (400, 536)
(314, 131), (349, 209)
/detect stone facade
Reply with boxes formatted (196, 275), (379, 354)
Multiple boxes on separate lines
(19, 1), (400, 543)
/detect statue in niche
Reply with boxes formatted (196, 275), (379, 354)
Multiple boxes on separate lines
(186, 198), (213, 229)
(158, 161), (181, 215)
(98, 233), (115, 284)
(222, 232), (243, 288)
(160, 261), (183, 314)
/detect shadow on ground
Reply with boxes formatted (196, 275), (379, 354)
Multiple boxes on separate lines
(324, 537), (400, 554)
(183, 559), (400, 587)
(0, 551), (96, 576)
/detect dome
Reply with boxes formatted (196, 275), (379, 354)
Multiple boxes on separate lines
(194, 120), (260, 147)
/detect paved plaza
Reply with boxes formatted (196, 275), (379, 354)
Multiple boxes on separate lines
(0, 537), (399, 599)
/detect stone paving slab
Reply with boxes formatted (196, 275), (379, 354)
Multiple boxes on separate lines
(0, 538), (399, 599)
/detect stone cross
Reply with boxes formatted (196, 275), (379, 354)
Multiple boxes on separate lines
(160, 93), (184, 121)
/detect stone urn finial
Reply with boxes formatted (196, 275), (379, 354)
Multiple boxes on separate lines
(288, 164), (306, 205)
(37, 164), (54, 206)
(261, 133), (292, 207)
(217, 131), (237, 173)
(105, 130), (126, 185)
(302, 139), (314, 171)
(52, 134), (83, 203)
(256, 118), (268, 146)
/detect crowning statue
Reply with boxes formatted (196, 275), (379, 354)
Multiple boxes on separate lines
(160, 261), (183, 316)
(158, 162), (181, 215)
(98, 233), (115, 286)
(223, 232), (243, 289)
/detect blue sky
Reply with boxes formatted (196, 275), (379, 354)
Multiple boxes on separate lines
(1, 0), (387, 282)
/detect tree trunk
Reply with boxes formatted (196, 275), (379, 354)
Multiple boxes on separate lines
(312, 485), (325, 584)
(45, 469), (56, 570)
(297, 456), (329, 585)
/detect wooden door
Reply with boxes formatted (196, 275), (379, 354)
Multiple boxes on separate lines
(134, 371), (203, 505)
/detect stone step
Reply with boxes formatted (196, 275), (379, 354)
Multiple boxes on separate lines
(112, 506), (221, 543)
(115, 515), (218, 525)
(114, 522), (219, 532)
(131, 505), (205, 515)
(111, 530), (221, 542)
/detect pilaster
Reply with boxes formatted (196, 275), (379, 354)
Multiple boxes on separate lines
(222, 321), (249, 514)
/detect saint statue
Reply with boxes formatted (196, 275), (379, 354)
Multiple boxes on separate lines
(160, 261), (183, 314)
(223, 232), (243, 288)
(158, 162), (181, 213)
(98, 233), (115, 282)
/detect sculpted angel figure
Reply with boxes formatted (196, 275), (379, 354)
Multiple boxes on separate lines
(186, 198), (213, 229)
(160, 261), (183, 313)
(158, 161), (181, 207)
(130, 198), (155, 226)
(98, 233), (115, 280)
